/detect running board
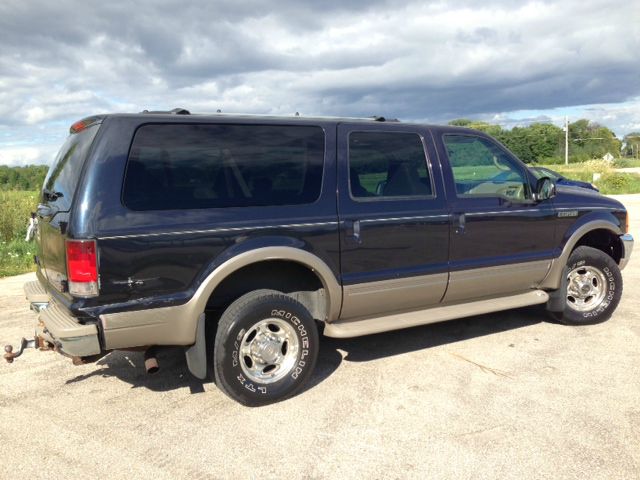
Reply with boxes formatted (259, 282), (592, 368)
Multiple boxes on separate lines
(323, 290), (549, 338)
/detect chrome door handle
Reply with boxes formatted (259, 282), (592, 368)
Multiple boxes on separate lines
(455, 213), (466, 234)
(345, 220), (362, 243)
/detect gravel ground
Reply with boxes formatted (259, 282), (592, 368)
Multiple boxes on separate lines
(1, 196), (639, 480)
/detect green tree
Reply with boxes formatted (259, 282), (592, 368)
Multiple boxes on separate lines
(569, 119), (621, 160)
(0, 165), (48, 191)
(622, 132), (640, 158)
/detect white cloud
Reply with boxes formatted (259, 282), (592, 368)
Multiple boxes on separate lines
(0, 145), (59, 166)
(0, 0), (639, 165)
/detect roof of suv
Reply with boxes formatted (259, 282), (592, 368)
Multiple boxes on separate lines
(71, 109), (477, 136)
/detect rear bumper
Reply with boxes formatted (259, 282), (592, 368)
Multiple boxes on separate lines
(24, 280), (101, 357)
(619, 233), (634, 270)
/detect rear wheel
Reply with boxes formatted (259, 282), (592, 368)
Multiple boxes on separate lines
(554, 246), (622, 325)
(213, 289), (319, 406)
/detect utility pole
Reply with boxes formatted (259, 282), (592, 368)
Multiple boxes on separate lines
(564, 116), (569, 165)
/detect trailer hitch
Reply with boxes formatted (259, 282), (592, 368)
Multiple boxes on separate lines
(4, 336), (49, 363)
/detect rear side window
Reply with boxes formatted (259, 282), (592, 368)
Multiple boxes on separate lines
(43, 124), (100, 211)
(123, 124), (325, 210)
(348, 131), (432, 199)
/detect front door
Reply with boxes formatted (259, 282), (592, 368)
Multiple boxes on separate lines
(438, 132), (557, 303)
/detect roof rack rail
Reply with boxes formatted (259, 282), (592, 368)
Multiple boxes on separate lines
(371, 116), (399, 122)
(141, 108), (191, 115)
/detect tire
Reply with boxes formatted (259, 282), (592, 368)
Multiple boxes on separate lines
(554, 246), (623, 325)
(213, 289), (319, 406)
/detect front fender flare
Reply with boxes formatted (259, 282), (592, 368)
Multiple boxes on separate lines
(539, 220), (622, 290)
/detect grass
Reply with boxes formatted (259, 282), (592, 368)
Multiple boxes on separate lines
(542, 161), (640, 194)
(0, 191), (39, 278)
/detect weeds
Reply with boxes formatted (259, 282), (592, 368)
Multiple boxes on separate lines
(0, 191), (39, 277)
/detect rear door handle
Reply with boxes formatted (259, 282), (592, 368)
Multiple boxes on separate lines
(455, 213), (466, 234)
(345, 220), (362, 243)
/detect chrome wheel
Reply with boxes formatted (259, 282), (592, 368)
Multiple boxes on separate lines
(566, 265), (607, 312)
(238, 318), (300, 384)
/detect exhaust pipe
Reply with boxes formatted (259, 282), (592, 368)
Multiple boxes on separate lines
(144, 346), (159, 374)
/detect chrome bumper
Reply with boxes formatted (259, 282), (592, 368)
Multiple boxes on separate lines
(619, 233), (634, 270)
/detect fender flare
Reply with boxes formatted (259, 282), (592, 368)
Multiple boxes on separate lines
(540, 220), (622, 290)
(191, 246), (342, 322)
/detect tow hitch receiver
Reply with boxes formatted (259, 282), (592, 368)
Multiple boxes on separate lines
(4, 336), (50, 363)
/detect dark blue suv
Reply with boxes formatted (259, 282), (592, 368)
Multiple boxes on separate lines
(9, 109), (634, 406)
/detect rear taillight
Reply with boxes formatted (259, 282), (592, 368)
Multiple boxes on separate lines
(66, 239), (99, 297)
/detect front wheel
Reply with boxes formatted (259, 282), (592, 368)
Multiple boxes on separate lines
(556, 246), (623, 325)
(213, 290), (319, 406)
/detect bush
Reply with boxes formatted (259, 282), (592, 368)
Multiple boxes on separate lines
(613, 158), (640, 168)
(0, 191), (39, 242)
(0, 191), (39, 277)
(0, 239), (37, 277)
(580, 160), (613, 175)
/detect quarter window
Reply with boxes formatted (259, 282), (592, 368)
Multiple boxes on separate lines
(444, 134), (527, 201)
(348, 131), (432, 199)
(123, 124), (325, 210)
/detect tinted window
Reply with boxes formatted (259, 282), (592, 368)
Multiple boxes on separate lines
(444, 134), (527, 201)
(348, 131), (432, 198)
(43, 124), (100, 211)
(123, 124), (324, 210)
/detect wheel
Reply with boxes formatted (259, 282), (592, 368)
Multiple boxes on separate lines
(213, 289), (319, 406)
(555, 246), (623, 325)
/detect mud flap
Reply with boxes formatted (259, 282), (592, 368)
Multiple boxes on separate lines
(185, 313), (207, 379)
(546, 266), (568, 312)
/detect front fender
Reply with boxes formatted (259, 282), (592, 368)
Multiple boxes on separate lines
(540, 216), (622, 290)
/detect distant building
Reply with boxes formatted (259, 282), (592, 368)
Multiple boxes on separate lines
(602, 152), (615, 162)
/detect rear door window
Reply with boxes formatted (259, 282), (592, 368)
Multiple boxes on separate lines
(348, 131), (433, 199)
(42, 124), (100, 211)
(123, 124), (325, 210)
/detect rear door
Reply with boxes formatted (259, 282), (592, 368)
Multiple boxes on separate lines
(337, 123), (450, 320)
(37, 122), (101, 293)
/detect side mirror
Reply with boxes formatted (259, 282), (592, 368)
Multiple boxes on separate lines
(534, 177), (555, 202)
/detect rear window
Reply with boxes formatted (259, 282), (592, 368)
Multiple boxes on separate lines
(123, 124), (325, 210)
(43, 124), (100, 211)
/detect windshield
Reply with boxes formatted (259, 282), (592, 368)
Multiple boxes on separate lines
(530, 167), (560, 181)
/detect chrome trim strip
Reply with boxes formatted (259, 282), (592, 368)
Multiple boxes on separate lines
(619, 233), (634, 270)
(555, 206), (612, 211)
(466, 209), (533, 217)
(466, 206), (613, 217)
(359, 214), (449, 224)
(98, 221), (339, 240)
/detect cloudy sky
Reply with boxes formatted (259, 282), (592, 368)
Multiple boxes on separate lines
(1, 0), (639, 166)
